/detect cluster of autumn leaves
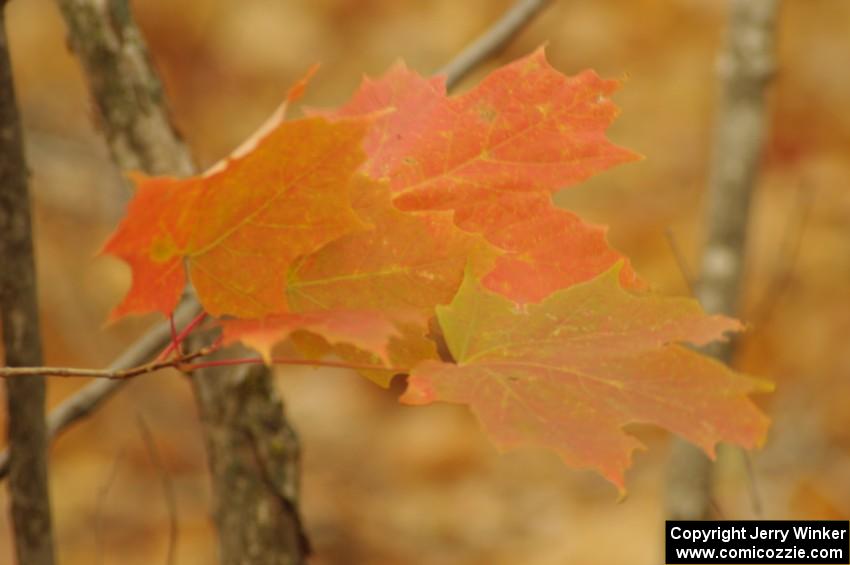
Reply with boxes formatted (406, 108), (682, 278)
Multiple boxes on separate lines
(103, 48), (769, 489)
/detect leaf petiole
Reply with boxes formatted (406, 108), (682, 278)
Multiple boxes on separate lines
(183, 356), (406, 375)
(157, 311), (208, 361)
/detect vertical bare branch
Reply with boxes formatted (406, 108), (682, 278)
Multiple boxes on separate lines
(0, 2), (57, 563)
(666, 0), (781, 521)
(698, 0), (781, 328)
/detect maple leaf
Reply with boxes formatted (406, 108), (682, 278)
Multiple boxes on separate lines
(326, 47), (642, 301)
(401, 266), (771, 490)
(103, 115), (370, 319)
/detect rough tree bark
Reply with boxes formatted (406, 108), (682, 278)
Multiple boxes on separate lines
(665, 0), (781, 521)
(0, 2), (57, 563)
(193, 356), (309, 563)
(52, 1), (308, 562)
(54, 0), (195, 177)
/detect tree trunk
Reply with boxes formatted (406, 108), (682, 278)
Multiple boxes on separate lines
(192, 352), (309, 565)
(0, 2), (57, 563)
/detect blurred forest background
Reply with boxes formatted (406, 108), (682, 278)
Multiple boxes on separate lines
(1, 0), (849, 563)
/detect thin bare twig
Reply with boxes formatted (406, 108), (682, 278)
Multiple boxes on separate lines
(664, 227), (696, 296)
(665, 0), (781, 522)
(94, 448), (126, 565)
(437, 0), (554, 90)
(0, 346), (215, 379)
(0, 354), (403, 380)
(749, 180), (814, 329)
(136, 415), (178, 565)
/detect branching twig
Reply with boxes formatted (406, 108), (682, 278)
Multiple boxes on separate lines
(666, 0), (781, 522)
(1, 346), (215, 380)
(158, 311), (208, 361)
(437, 0), (554, 90)
(1, 354), (404, 380)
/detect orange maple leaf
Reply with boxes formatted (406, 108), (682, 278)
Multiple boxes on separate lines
(103, 116), (370, 319)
